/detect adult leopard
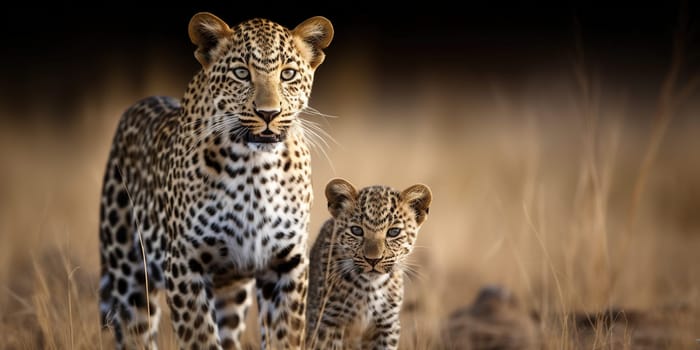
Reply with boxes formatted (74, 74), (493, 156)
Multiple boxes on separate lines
(98, 12), (333, 349)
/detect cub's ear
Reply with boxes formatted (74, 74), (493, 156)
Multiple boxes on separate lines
(292, 16), (334, 69)
(325, 178), (357, 218)
(401, 184), (432, 226)
(188, 12), (232, 67)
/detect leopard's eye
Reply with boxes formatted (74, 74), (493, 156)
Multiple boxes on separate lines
(281, 68), (297, 81)
(233, 67), (250, 80)
(350, 226), (364, 236)
(387, 228), (401, 238)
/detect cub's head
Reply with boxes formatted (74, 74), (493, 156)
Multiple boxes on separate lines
(325, 178), (432, 276)
(185, 13), (333, 146)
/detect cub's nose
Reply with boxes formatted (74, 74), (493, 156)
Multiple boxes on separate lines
(254, 108), (281, 123)
(364, 257), (381, 266)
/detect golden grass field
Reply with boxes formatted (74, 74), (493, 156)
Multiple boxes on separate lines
(1, 47), (699, 349)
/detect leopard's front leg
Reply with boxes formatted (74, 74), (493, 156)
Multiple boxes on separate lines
(255, 244), (308, 349)
(165, 254), (221, 350)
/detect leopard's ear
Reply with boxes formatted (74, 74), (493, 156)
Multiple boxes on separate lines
(401, 184), (432, 226)
(325, 178), (357, 218)
(292, 16), (334, 69)
(188, 12), (232, 67)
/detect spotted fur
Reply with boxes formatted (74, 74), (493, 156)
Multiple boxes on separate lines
(307, 179), (432, 349)
(98, 12), (333, 350)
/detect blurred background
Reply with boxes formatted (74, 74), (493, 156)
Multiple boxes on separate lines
(1, 1), (699, 349)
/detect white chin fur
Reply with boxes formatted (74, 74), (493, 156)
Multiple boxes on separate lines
(247, 142), (283, 153)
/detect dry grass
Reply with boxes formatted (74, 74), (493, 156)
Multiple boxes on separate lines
(1, 53), (699, 349)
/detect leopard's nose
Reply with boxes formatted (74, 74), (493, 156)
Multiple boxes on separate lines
(254, 108), (280, 123)
(364, 257), (381, 266)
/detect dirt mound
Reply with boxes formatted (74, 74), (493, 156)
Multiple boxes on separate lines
(445, 285), (697, 350)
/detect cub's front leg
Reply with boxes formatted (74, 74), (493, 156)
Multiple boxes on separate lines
(362, 314), (401, 350)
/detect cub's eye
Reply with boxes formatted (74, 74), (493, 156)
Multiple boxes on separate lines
(387, 228), (402, 238)
(233, 67), (250, 80)
(349, 226), (364, 236)
(281, 68), (297, 81)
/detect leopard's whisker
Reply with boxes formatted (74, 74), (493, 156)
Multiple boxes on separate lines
(302, 105), (340, 119)
(184, 116), (244, 156)
(300, 119), (334, 150)
(397, 261), (426, 284)
(297, 119), (336, 173)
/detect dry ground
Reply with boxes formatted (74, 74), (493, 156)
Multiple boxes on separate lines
(1, 59), (699, 349)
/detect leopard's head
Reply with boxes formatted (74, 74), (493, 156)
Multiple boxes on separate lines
(184, 13), (333, 148)
(325, 178), (432, 276)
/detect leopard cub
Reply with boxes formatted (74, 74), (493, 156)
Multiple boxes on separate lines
(307, 178), (432, 349)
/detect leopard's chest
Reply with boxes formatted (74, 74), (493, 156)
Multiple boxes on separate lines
(173, 140), (312, 275)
